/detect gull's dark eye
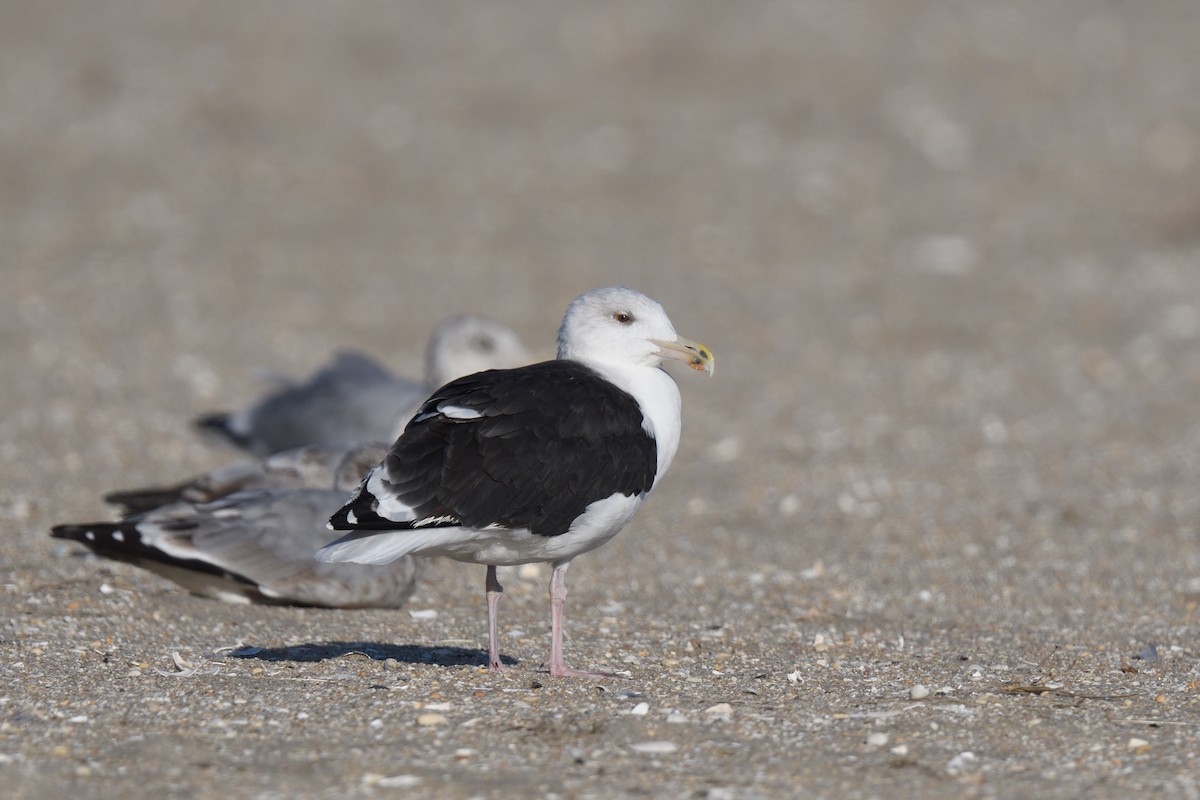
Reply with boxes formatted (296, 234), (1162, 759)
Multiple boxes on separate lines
(612, 311), (634, 325)
(472, 334), (496, 353)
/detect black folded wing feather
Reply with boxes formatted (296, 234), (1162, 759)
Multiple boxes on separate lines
(330, 361), (657, 538)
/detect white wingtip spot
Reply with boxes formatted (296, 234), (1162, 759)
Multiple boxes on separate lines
(111, 530), (124, 542)
(437, 403), (484, 421)
(84, 530), (95, 541)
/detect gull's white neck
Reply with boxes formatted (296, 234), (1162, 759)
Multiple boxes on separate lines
(579, 358), (682, 483)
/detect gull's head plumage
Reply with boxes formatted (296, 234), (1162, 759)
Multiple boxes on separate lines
(425, 315), (531, 388)
(556, 286), (715, 375)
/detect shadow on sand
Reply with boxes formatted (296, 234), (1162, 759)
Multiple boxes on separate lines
(224, 640), (519, 668)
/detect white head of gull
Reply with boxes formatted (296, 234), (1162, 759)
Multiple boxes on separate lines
(424, 314), (533, 391)
(318, 285), (714, 677)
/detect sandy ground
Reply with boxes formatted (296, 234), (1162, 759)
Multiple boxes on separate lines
(3, 2), (1200, 798)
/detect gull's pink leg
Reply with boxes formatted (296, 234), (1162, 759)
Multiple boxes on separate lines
(546, 561), (620, 679)
(485, 565), (505, 671)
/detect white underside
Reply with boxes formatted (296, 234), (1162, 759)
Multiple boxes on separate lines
(318, 491), (645, 567)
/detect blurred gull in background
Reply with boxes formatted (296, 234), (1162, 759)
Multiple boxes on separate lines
(50, 443), (428, 608)
(51, 316), (534, 607)
(195, 315), (532, 455)
(102, 442), (378, 515)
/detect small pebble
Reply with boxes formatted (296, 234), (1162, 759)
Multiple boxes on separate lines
(1133, 643), (1160, 661)
(891, 745), (909, 756)
(362, 773), (421, 788)
(910, 684), (930, 699)
(866, 732), (889, 747)
(630, 741), (678, 754)
(408, 609), (438, 620)
(417, 713), (447, 726)
(778, 494), (801, 516)
(702, 703), (733, 720)
(1127, 737), (1151, 753)
(629, 702), (649, 716)
(707, 436), (742, 463)
(946, 751), (977, 775)
(517, 563), (543, 580)
(126, 668), (142, 678)
(384, 658), (400, 671)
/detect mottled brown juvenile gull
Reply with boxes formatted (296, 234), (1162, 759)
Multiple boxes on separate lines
(318, 286), (714, 677)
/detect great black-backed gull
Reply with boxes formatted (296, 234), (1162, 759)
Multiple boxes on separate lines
(196, 316), (531, 455)
(51, 443), (424, 608)
(317, 286), (714, 677)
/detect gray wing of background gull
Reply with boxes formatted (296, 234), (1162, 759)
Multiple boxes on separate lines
(104, 442), (375, 515)
(195, 316), (532, 455)
(51, 443), (422, 608)
(194, 352), (423, 456)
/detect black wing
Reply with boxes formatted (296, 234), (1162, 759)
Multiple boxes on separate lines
(333, 361), (657, 538)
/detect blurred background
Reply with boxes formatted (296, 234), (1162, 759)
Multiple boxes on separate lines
(3, 1), (1200, 794)
(4, 0), (1200, 588)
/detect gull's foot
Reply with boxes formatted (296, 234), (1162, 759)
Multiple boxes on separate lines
(543, 662), (624, 679)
